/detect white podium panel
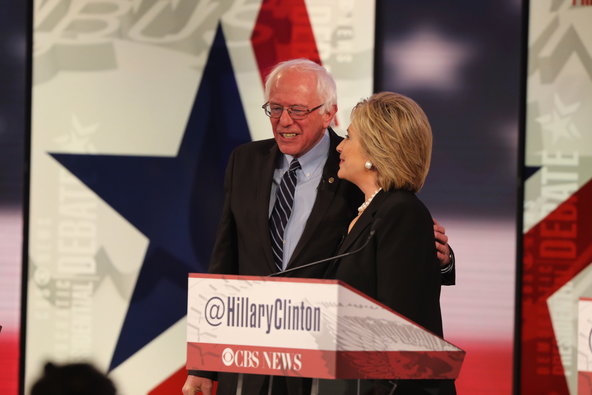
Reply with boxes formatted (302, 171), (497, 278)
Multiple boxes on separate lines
(187, 273), (464, 379)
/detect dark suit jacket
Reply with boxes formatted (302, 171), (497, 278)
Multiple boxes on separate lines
(325, 189), (455, 395)
(332, 189), (442, 334)
(208, 128), (361, 278)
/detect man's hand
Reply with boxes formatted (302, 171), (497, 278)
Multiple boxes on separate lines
(433, 219), (451, 267)
(182, 375), (213, 395)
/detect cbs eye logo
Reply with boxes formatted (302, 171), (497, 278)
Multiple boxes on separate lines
(220, 348), (260, 368)
(222, 348), (234, 366)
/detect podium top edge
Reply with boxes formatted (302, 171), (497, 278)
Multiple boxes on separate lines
(188, 273), (342, 285)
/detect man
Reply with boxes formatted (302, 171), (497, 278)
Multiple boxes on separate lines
(183, 59), (455, 395)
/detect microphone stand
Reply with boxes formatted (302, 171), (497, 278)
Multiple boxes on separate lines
(266, 224), (379, 394)
(268, 229), (376, 277)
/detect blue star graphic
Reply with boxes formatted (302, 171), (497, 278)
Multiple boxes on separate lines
(524, 165), (542, 181)
(51, 24), (251, 370)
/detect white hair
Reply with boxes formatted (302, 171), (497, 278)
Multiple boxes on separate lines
(264, 58), (337, 114)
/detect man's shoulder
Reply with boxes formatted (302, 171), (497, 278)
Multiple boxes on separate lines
(232, 138), (276, 155)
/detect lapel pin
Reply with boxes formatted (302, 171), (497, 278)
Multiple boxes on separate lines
(328, 177), (335, 183)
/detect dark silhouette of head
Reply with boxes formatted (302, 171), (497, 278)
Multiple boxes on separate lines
(31, 362), (116, 395)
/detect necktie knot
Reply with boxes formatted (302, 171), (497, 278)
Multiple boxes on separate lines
(289, 159), (301, 173)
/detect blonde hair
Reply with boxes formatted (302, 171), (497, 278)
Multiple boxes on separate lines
(264, 58), (337, 114)
(351, 92), (432, 192)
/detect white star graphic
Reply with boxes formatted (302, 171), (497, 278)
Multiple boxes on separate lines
(385, 26), (473, 92)
(536, 94), (581, 143)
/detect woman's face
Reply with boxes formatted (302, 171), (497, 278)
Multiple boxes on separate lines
(336, 124), (370, 186)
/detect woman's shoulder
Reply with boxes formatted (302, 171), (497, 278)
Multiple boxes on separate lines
(379, 189), (425, 207)
(376, 189), (432, 218)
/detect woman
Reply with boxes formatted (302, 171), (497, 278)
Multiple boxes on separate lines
(326, 92), (454, 394)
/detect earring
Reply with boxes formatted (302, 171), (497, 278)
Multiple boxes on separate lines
(364, 161), (373, 170)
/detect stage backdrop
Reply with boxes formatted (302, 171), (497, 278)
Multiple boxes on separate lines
(520, 1), (592, 394)
(26, 1), (374, 393)
(0, 2), (27, 395)
(376, 1), (522, 393)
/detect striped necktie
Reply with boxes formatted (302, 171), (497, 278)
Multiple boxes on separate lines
(269, 159), (301, 271)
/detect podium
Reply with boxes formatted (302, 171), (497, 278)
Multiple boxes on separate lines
(187, 273), (464, 393)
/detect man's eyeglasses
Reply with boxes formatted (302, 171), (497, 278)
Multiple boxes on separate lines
(262, 102), (324, 120)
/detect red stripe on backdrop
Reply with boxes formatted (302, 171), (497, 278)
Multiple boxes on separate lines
(0, 331), (19, 395)
(450, 340), (512, 395)
(251, 0), (322, 84)
(520, 178), (592, 394)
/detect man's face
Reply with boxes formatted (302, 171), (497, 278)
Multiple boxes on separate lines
(268, 70), (336, 157)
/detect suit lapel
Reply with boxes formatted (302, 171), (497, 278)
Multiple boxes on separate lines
(257, 143), (281, 273)
(287, 129), (344, 268)
(338, 190), (385, 254)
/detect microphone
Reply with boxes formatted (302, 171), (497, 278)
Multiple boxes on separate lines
(268, 223), (379, 277)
